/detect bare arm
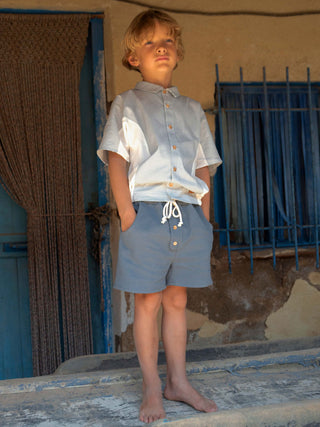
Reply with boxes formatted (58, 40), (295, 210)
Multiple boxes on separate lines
(108, 151), (136, 232)
(196, 166), (211, 222)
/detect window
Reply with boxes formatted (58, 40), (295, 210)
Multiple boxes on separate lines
(213, 67), (320, 271)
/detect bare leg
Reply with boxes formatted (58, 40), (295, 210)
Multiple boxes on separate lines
(162, 286), (218, 412)
(134, 292), (166, 423)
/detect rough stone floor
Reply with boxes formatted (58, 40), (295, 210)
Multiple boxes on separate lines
(1, 343), (320, 426)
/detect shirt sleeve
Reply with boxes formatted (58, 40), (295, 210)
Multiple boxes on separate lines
(97, 95), (130, 165)
(195, 107), (222, 176)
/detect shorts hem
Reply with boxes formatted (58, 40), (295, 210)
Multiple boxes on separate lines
(113, 281), (212, 293)
(167, 282), (213, 288)
(113, 285), (166, 294)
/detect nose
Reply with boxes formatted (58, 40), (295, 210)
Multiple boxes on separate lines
(156, 45), (167, 55)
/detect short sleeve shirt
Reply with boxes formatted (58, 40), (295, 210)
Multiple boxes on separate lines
(97, 81), (222, 205)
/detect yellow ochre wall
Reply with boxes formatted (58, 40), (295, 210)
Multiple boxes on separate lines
(3, 0), (320, 104)
(3, 0), (320, 350)
(105, 0), (320, 110)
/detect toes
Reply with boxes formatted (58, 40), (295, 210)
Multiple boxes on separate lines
(205, 401), (218, 412)
(140, 411), (165, 424)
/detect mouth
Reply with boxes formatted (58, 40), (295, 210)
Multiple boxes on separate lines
(156, 56), (169, 61)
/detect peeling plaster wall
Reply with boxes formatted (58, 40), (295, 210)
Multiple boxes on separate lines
(265, 276), (320, 340)
(187, 254), (320, 348)
(4, 0), (320, 351)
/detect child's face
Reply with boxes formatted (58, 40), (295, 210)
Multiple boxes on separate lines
(128, 21), (179, 87)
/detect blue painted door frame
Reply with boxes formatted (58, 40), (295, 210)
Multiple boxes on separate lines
(80, 17), (113, 355)
(90, 18), (114, 353)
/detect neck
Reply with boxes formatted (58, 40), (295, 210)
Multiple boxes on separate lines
(142, 73), (173, 89)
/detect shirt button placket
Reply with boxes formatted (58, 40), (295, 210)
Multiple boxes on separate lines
(163, 91), (178, 197)
(162, 91), (181, 249)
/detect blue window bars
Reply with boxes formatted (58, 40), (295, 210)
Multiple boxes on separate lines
(213, 65), (320, 273)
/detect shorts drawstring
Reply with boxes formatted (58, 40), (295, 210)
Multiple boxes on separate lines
(161, 201), (183, 227)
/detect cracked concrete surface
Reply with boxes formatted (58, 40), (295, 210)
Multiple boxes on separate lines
(1, 347), (320, 426)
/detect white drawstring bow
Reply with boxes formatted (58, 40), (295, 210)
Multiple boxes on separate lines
(161, 201), (183, 227)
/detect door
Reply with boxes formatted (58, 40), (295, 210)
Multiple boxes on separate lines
(0, 186), (32, 379)
(0, 18), (106, 380)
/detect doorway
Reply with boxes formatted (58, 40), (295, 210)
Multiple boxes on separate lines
(0, 16), (107, 380)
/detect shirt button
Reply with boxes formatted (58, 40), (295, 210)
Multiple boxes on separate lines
(168, 125), (172, 129)
(169, 182), (173, 187)
(163, 90), (167, 94)
(166, 104), (170, 108)
(172, 145), (177, 150)
(173, 241), (178, 246)
(173, 225), (177, 230)
(173, 167), (177, 172)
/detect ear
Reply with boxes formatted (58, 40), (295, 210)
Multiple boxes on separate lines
(128, 54), (139, 68)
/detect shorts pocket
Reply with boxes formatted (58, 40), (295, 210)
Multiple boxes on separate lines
(121, 202), (142, 234)
(195, 205), (213, 231)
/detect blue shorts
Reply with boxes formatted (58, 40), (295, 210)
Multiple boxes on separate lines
(113, 202), (213, 294)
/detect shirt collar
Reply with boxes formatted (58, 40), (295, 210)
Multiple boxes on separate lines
(135, 81), (180, 98)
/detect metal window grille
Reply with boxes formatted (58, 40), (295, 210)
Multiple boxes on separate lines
(213, 65), (320, 272)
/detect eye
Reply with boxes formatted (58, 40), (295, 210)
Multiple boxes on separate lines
(145, 40), (153, 46)
(166, 38), (174, 43)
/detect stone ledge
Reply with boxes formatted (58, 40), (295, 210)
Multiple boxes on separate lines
(1, 346), (319, 396)
(153, 399), (320, 426)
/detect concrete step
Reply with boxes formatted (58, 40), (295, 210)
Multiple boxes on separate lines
(1, 346), (320, 426)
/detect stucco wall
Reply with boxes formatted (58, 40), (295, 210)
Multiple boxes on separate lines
(3, 0), (320, 351)
(103, 0), (320, 351)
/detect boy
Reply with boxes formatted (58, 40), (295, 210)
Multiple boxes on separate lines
(97, 9), (222, 424)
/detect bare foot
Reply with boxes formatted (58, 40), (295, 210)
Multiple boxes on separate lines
(164, 378), (218, 413)
(140, 382), (166, 424)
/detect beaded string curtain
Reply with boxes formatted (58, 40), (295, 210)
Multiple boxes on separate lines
(0, 14), (93, 376)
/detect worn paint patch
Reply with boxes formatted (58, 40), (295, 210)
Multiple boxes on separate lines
(194, 259), (285, 324)
(198, 319), (228, 338)
(265, 279), (320, 340)
(186, 309), (208, 331)
(309, 271), (320, 286)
